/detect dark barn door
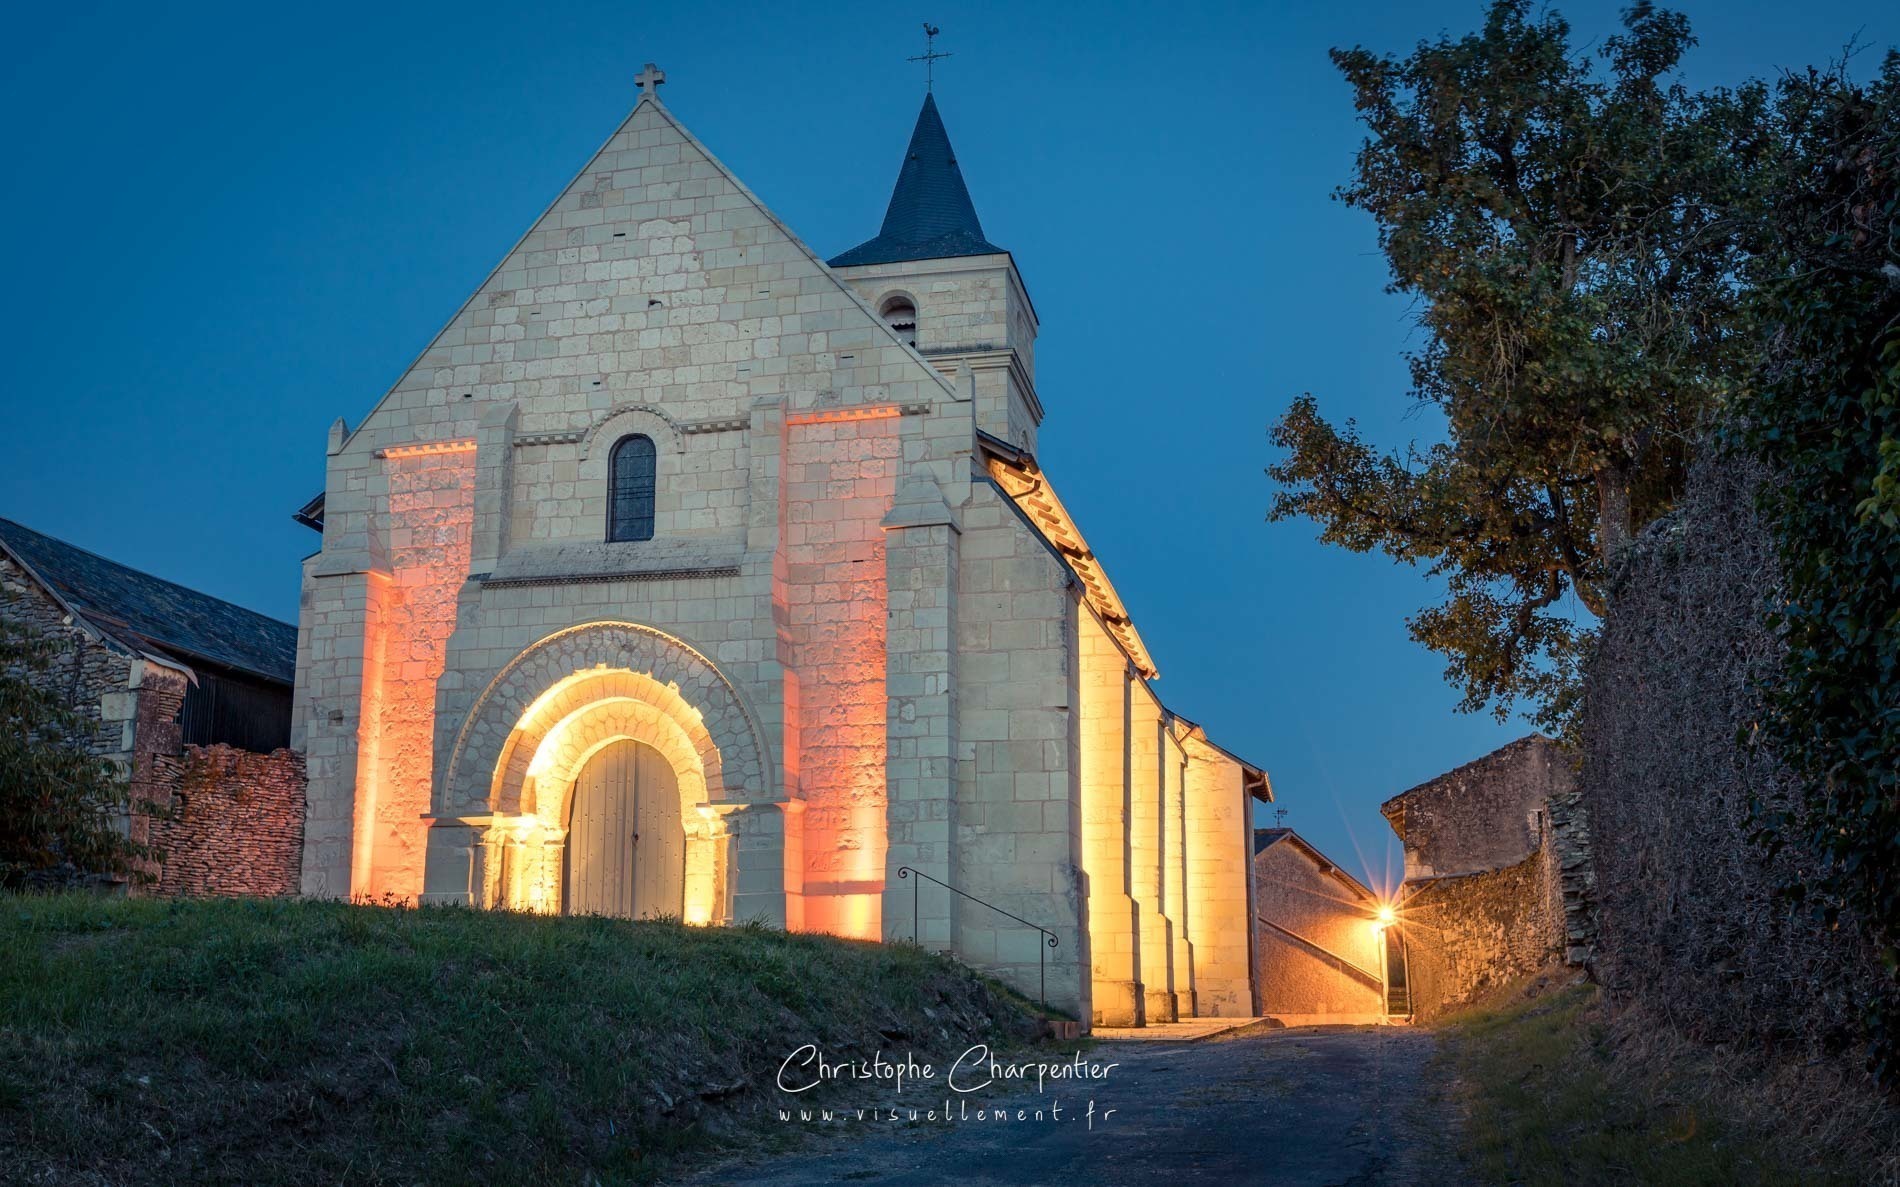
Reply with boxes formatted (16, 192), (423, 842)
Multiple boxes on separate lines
(564, 739), (684, 919)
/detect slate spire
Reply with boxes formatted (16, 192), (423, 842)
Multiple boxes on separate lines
(828, 93), (1004, 268)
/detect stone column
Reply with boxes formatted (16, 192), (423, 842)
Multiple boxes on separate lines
(534, 827), (567, 914)
(1079, 610), (1143, 1026)
(1165, 726), (1196, 1019)
(419, 816), (489, 906)
(684, 805), (737, 926)
(295, 417), (392, 901)
(1129, 677), (1176, 1022)
(881, 475), (961, 949)
(1183, 737), (1257, 1017)
(726, 801), (796, 928)
(469, 402), (517, 574)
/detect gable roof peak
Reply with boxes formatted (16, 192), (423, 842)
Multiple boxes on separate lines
(828, 92), (1005, 268)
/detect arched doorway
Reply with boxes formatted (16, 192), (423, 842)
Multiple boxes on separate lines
(564, 739), (685, 919)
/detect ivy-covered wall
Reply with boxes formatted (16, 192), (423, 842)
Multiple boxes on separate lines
(1581, 449), (1886, 1055)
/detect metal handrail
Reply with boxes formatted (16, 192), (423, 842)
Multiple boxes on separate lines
(1254, 915), (1385, 989)
(897, 865), (1059, 1014)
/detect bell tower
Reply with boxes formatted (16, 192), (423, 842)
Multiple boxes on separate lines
(828, 93), (1042, 451)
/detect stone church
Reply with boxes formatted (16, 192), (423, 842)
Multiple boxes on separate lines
(291, 68), (1268, 1026)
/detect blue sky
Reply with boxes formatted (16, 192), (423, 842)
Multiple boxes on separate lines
(1, 1), (1888, 886)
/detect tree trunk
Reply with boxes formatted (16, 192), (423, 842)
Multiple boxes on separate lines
(1597, 463), (1633, 559)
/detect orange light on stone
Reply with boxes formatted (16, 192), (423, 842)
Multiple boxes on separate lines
(779, 412), (899, 941)
(374, 439), (478, 459)
(784, 404), (909, 426)
(352, 449), (476, 903)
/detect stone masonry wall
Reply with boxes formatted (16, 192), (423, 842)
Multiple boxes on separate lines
(355, 449), (475, 901)
(781, 413), (899, 937)
(5, 555), (305, 896)
(2, 555), (188, 882)
(2, 556), (137, 768)
(953, 480), (1089, 1019)
(834, 255), (1041, 451)
(1384, 736), (1569, 879)
(296, 92), (961, 911)
(1182, 738), (1255, 1017)
(149, 745), (307, 897)
(1401, 836), (1563, 1021)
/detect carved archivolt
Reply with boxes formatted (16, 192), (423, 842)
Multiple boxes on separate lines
(440, 620), (771, 816)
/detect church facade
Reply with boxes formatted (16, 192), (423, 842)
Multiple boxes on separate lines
(291, 68), (1268, 1026)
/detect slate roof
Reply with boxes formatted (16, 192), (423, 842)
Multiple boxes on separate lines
(828, 93), (1006, 268)
(0, 517), (297, 686)
(1252, 827), (1293, 854)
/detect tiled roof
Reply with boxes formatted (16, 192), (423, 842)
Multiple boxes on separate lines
(828, 93), (1005, 268)
(0, 517), (296, 685)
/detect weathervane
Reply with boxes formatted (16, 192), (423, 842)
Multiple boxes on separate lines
(908, 23), (951, 92)
(1274, 809), (1288, 828)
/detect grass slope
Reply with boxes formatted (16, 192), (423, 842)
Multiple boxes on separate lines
(1443, 976), (1870, 1185)
(0, 895), (1040, 1185)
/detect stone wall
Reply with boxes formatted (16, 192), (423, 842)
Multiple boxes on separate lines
(2, 555), (190, 879)
(2, 555), (138, 768)
(1400, 837), (1563, 1020)
(1181, 735), (1256, 1018)
(952, 479), (1089, 1019)
(782, 412), (899, 938)
(1581, 449), (1885, 1052)
(1382, 736), (1569, 879)
(149, 746), (307, 897)
(4, 555), (306, 897)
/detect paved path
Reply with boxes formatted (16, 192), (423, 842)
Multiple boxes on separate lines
(676, 1027), (1455, 1186)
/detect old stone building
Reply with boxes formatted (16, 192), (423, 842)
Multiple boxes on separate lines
(291, 72), (1268, 1026)
(0, 517), (306, 895)
(1251, 828), (1394, 1025)
(1380, 736), (1592, 1018)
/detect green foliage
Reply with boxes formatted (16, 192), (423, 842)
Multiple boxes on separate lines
(1270, 1), (1771, 737)
(0, 609), (149, 888)
(1735, 54), (1900, 1082)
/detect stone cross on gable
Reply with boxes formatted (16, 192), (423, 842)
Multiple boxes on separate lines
(636, 62), (666, 97)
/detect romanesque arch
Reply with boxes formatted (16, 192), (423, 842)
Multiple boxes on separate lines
(434, 622), (774, 921)
(440, 620), (771, 817)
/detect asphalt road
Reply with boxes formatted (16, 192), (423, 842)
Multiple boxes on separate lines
(675, 1027), (1454, 1186)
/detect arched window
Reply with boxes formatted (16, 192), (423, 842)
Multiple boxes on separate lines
(880, 296), (918, 348)
(607, 434), (657, 542)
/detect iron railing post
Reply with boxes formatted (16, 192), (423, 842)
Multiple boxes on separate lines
(894, 865), (1059, 1018)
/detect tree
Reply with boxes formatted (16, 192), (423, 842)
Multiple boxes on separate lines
(1269, 0), (1769, 736)
(0, 609), (150, 888)
(1739, 54), (1900, 1081)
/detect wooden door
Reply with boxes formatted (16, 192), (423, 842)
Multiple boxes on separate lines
(564, 739), (683, 919)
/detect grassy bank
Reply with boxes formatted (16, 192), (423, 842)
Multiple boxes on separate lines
(0, 894), (1040, 1185)
(1442, 975), (1892, 1185)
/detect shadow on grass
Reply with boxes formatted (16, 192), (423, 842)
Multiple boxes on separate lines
(1440, 975), (1870, 1186)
